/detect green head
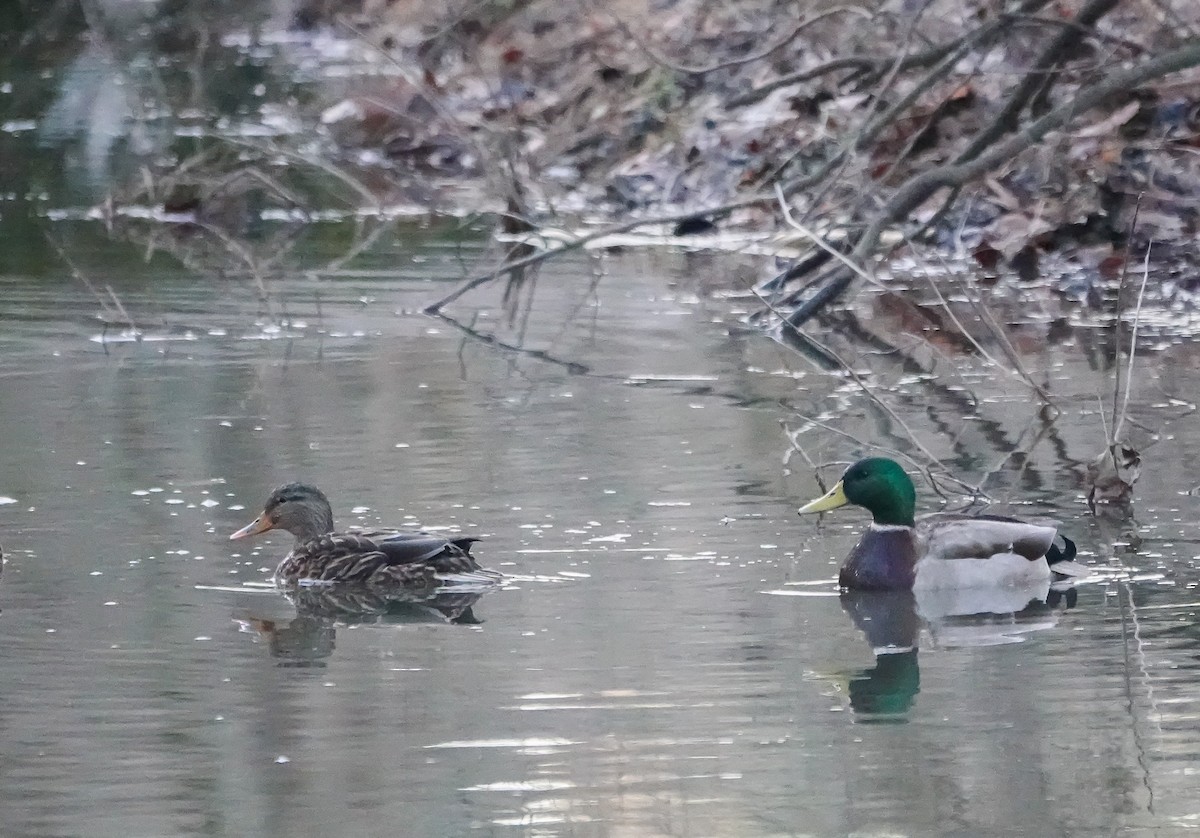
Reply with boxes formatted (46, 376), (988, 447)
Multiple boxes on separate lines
(798, 457), (917, 526)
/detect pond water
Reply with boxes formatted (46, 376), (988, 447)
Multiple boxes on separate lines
(1, 217), (1199, 838)
(1, 12), (1199, 833)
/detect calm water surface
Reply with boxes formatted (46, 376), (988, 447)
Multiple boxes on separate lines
(1, 224), (1199, 837)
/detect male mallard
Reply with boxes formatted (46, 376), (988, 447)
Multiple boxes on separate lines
(230, 483), (495, 588)
(798, 458), (1083, 591)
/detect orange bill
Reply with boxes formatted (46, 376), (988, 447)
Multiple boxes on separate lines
(229, 514), (274, 540)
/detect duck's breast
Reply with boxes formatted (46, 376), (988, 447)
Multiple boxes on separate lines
(840, 525), (920, 590)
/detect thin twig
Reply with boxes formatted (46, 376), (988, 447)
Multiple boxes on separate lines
(1096, 392), (1113, 450)
(924, 277), (1008, 368)
(780, 421), (828, 493)
(334, 15), (485, 154)
(754, 282), (974, 492)
(609, 4), (873, 77)
(218, 136), (381, 208)
(785, 410), (983, 499)
(1111, 194), (1144, 441)
(773, 184), (884, 290)
(423, 195), (771, 312)
(728, 55), (878, 108)
(45, 234), (137, 331)
(975, 411), (1054, 492)
(967, 290), (1054, 405)
(104, 286), (134, 330)
(1115, 238), (1152, 442)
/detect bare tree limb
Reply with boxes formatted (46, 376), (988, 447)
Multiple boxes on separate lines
(422, 196), (772, 312)
(782, 39), (1200, 326)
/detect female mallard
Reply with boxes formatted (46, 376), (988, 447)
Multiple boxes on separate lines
(229, 483), (495, 588)
(798, 458), (1083, 591)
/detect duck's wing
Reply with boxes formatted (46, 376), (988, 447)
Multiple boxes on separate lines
(285, 530), (492, 586)
(286, 534), (397, 584)
(360, 530), (482, 573)
(916, 513), (1059, 562)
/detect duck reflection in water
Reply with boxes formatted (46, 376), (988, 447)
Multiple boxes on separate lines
(226, 482), (503, 665)
(237, 585), (491, 667)
(837, 581), (1077, 722)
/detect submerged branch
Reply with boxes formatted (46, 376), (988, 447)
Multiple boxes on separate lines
(422, 196), (772, 312)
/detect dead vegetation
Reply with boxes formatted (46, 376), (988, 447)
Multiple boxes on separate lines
(101, 1), (1200, 322)
(81, 0), (1200, 511)
(294, 0), (1200, 326)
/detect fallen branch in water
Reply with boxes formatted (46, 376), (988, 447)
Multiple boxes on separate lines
(421, 195), (773, 313)
(750, 248), (986, 499)
(45, 233), (141, 335)
(780, 39), (1200, 326)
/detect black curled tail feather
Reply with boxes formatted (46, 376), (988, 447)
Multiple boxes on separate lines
(1046, 534), (1077, 566)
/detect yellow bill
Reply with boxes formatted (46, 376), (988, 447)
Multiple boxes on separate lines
(798, 480), (849, 515)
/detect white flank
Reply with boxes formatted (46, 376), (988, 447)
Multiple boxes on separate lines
(913, 552), (1050, 590)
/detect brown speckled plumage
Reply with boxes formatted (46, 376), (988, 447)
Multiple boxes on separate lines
(275, 531), (483, 586)
(230, 483), (493, 589)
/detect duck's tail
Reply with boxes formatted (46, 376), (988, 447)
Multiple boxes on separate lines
(1047, 535), (1089, 578)
(450, 537), (483, 554)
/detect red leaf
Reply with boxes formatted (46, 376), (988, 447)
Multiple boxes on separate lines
(972, 241), (1002, 272)
(1098, 251), (1126, 280)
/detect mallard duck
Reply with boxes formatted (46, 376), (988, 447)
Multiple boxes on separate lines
(798, 457), (1083, 591)
(229, 483), (495, 588)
